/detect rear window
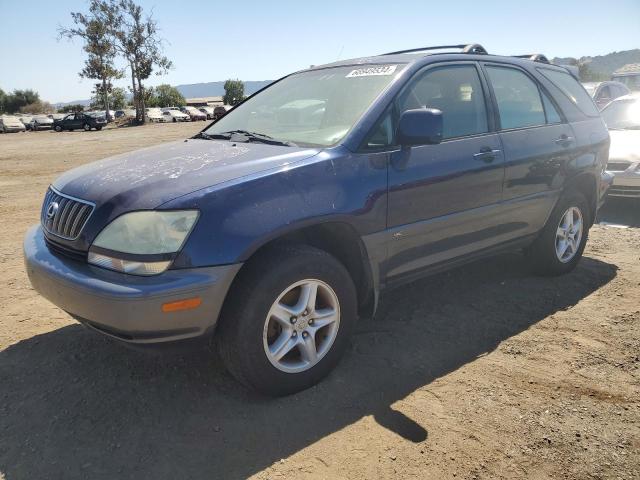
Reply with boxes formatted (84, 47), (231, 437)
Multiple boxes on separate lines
(538, 68), (599, 117)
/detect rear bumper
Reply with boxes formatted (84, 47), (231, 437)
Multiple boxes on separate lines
(24, 225), (242, 344)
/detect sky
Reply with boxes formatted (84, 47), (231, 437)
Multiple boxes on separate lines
(1, 0), (639, 103)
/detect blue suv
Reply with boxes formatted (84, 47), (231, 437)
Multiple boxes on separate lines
(24, 44), (611, 395)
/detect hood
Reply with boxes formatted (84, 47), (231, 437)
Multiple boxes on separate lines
(609, 129), (640, 162)
(53, 139), (320, 210)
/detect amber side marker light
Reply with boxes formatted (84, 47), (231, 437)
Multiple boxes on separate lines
(162, 297), (202, 313)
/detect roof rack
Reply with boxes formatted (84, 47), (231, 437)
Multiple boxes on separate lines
(512, 54), (550, 64)
(382, 43), (488, 56)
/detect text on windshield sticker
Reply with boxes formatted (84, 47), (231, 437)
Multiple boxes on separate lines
(346, 65), (397, 78)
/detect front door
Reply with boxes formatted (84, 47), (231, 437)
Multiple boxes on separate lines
(385, 63), (505, 283)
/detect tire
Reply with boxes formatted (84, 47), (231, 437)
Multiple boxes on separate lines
(528, 189), (591, 276)
(54, 125), (62, 132)
(173, 117), (177, 123)
(83, 123), (91, 131)
(96, 126), (102, 131)
(216, 244), (357, 396)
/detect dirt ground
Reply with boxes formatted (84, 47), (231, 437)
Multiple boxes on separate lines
(0, 124), (638, 480)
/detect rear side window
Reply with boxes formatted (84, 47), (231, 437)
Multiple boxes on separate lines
(397, 65), (489, 139)
(538, 68), (599, 117)
(542, 91), (562, 124)
(486, 66), (546, 129)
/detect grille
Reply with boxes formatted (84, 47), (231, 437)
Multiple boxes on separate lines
(41, 187), (94, 240)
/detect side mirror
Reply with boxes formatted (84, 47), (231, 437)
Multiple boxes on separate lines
(397, 108), (443, 146)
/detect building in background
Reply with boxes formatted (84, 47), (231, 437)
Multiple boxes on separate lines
(185, 96), (224, 107)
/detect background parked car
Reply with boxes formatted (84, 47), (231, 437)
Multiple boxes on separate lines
(29, 115), (54, 131)
(601, 93), (640, 198)
(48, 113), (66, 121)
(0, 115), (26, 133)
(145, 108), (165, 122)
(198, 106), (215, 119)
(161, 109), (190, 122)
(181, 106), (207, 121)
(583, 81), (631, 109)
(17, 115), (33, 130)
(53, 112), (107, 132)
(213, 105), (231, 120)
(115, 109), (136, 119)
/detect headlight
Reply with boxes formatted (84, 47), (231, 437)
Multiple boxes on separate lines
(88, 210), (199, 275)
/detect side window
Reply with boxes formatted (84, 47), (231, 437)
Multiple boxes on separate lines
(485, 66), (546, 129)
(542, 91), (562, 124)
(397, 65), (488, 139)
(537, 68), (600, 117)
(598, 85), (612, 102)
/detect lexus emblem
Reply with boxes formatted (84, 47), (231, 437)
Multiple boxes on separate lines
(46, 201), (59, 219)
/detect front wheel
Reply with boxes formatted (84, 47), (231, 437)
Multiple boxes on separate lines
(216, 244), (357, 396)
(95, 126), (102, 131)
(54, 125), (62, 132)
(528, 190), (591, 276)
(83, 123), (91, 131)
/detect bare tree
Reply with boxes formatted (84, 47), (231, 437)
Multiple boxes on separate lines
(59, 2), (122, 121)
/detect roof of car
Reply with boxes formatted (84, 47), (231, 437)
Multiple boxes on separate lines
(308, 45), (567, 73)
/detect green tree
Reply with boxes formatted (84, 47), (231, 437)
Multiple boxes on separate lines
(223, 79), (245, 106)
(5, 90), (40, 113)
(0, 88), (5, 113)
(90, 85), (127, 109)
(60, 1), (123, 121)
(96, 0), (172, 124)
(58, 104), (86, 113)
(154, 84), (185, 107)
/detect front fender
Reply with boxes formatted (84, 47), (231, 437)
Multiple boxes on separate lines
(164, 147), (389, 268)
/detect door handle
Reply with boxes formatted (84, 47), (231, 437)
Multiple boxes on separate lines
(474, 147), (501, 163)
(555, 134), (574, 147)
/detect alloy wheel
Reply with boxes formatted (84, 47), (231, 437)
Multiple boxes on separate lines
(555, 206), (583, 263)
(263, 279), (341, 374)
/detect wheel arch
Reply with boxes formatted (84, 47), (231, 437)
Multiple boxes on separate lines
(233, 221), (377, 319)
(564, 172), (598, 226)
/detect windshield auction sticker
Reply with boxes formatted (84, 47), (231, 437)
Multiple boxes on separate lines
(346, 65), (397, 78)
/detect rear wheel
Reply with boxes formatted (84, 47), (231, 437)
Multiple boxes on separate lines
(528, 189), (591, 276)
(216, 244), (357, 396)
(96, 126), (103, 131)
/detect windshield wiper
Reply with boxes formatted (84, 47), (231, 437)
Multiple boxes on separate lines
(214, 130), (296, 147)
(192, 131), (224, 140)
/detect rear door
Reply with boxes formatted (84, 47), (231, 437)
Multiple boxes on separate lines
(482, 63), (578, 238)
(384, 62), (505, 282)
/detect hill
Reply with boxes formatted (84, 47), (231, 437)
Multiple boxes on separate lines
(552, 49), (640, 77)
(174, 80), (274, 99)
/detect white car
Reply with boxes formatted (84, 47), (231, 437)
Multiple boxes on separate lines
(30, 115), (54, 131)
(198, 106), (215, 119)
(0, 116), (27, 133)
(602, 93), (640, 198)
(145, 108), (165, 122)
(161, 109), (190, 122)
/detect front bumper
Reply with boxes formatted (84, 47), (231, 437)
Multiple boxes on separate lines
(606, 166), (640, 198)
(24, 225), (242, 344)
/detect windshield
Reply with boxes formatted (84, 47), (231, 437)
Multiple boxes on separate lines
(204, 64), (406, 147)
(601, 98), (640, 130)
